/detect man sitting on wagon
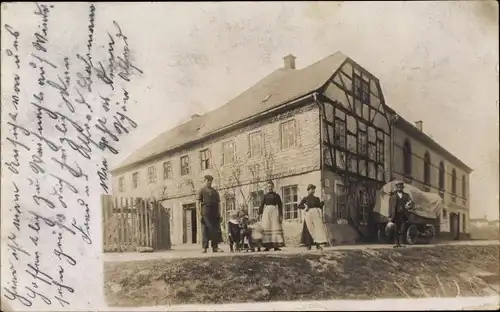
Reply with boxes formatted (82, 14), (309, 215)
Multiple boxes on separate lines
(388, 181), (414, 248)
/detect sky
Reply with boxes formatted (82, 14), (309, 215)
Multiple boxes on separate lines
(106, 1), (499, 220)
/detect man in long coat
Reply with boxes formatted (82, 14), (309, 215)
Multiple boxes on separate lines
(388, 181), (414, 248)
(198, 175), (223, 253)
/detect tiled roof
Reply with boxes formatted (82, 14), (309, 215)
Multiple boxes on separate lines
(112, 51), (348, 172)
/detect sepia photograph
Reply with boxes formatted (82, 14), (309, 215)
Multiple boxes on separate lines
(1, 1), (498, 311)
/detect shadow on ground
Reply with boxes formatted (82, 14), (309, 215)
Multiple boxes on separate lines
(104, 244), (499, 307)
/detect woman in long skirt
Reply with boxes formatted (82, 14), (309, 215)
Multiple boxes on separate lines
(299, 184), (328, 250)
(259, 180), (285, 251)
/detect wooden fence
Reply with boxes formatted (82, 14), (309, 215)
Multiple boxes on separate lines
(101, 195), (172, 252)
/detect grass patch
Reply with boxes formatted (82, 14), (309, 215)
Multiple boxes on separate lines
(104, 244), (499, 307)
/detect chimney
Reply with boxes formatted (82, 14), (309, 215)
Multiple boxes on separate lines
(415, 120), (423, 131)
(283, 54), (296, 70)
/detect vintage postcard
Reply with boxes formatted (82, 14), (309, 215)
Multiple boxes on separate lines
(1, 1), (499, 311)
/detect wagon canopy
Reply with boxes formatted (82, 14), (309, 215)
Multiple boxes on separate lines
(374, 180), (443, 220)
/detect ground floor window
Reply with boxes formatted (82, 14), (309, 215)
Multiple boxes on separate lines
(282, 185), (299, 220)
(224, 195), (236, 223)
(250, 190), (264, 219)
(336, 182), (347, 221)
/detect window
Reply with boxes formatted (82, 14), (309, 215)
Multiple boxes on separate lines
(353, 74), (369, 103)
(250, 190), (264, 219)
(180, 155), (190, 176)
(224, 195), (236, 221)
(336, 183), (347, 220)
(118, 177), (125, 192)
(358, 131), (368, 155)
(334, 119), (346, 148)
(376, 140), (384, 163)
(424, 152), (431, 185)
(282, 185), (299, 220)
(163, 161), (172, 180)
(148, 166), (156, 184)
(442, 209), (447, 219)
(249, 131), (263, 158)
(222, 141), (235, 164)
(280, 119), (296, 149)
(439, 161), (445, 190)
(462, 175), (466, 199)
(359, 188), (369, 223)
(132, 172), (139, 189)
(451, 168), (457, 195)
(200, 149), (211, 170)
(403, 139), (412, 176)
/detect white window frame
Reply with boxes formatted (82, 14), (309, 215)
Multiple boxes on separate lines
(335, 182), (347, 222)
(200, 149), (211, 171)
(180, 155), (190, 176)
(280, 119), (297, 150)
(118, 177), (125, 192)
(249, 131), (263, 158)
(163, 161), (172, 180)
(222, 140), (235, 165)
(250, 190), (264, 219)
(281, 185), (299, 220)
(132, 172), (139, 189)
(148, 166), (156, 184)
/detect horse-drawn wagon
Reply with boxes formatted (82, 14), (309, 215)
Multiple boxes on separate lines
(373, 181), (443, 245)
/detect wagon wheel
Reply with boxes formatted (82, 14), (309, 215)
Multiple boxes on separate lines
(406, 224), (419, 245)
(377, 225), (390, 244)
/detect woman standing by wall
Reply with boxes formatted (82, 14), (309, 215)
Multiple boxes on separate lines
(299, 184), (328, 250)
(259, 180), (285, 251)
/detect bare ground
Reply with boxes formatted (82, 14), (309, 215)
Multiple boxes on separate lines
(104, 244), (499, 307)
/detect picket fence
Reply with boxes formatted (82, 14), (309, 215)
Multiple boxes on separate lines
(101, 195), (172, 252)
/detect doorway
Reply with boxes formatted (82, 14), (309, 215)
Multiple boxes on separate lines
(182, 204), (197, 244)
(450, 212), (460, 240)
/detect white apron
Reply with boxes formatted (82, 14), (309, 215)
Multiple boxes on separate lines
(260, 204), (284, 244)
(303, 207), (328, 244)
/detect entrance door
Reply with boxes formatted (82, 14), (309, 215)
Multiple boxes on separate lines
(450, 213), (460, 240)
(182, 204), (197, 244)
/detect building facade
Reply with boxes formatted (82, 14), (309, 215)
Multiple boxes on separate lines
(110, 52), (472, 247)
(392, 118), (472, 240)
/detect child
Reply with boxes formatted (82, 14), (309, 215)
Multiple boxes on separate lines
(239, 211), (251, 251)
(248, 218), (263, 252)
(227, 210), (241, 252)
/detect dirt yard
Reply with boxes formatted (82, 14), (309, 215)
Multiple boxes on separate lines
(104, 244), (499, 307)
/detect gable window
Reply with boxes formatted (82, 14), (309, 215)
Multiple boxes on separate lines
(180, 155), (190, 176)
(403, 139), (412, 176)
(282, 185), (299, 220)
(438, 161), (445, 191)
(451, 168), (457, 196)
(249, 131), (263, 158)
(424, 152), (431, 186)
(280, 119), (296, 149)
(148, 166), (157, 184)
(334, 119), (346, 148)
(222, 141), (235, 164)
(353, 74), (370, 103)
(200, 149), (211, 170)
(163, 161), (172, 179)
(118, 177), (125, 192)
(358, 131), (368, 155)
(462, 175), (466, 199)
(250, 190), (264, 219)
(132, 172), (139, 189)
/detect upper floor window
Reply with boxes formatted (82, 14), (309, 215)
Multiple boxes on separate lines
(280, 119), (296, 149)
(180, 155), (190, 176)
(424, 151), (431, 185)
(249, 131), (263, 158)
(462, 175), (466, 199)
(438, 161), (445, 190)
(451, 168), (457, 195)
(282, 185), (299, 220)
(118, 177), (125, 192)
(403, 139), (412, 176)
(148, 166), (156, 184)
(334, 119), (346, 148)
(132, 172), (139, 189)
(200, 149), (211, 170)
(358, 131), (368, 155)
(163, 161), (172, 180)
(222, 141), (235, 164)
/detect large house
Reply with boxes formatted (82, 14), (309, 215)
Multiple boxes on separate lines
(110, 52), (472, 246)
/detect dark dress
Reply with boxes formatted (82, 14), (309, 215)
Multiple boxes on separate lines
(198, 186), (222, 249)
(259, 191), (285, 248)
(298, 195), (324, 247)
(258, 192), (283, 216)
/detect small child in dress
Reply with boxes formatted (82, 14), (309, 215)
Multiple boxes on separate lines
(227, 210), (241, 252)
(248, 218), (263, 252)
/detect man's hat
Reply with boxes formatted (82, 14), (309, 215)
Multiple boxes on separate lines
(307, 184), (316, 191)
(204, 175), (214, 181)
